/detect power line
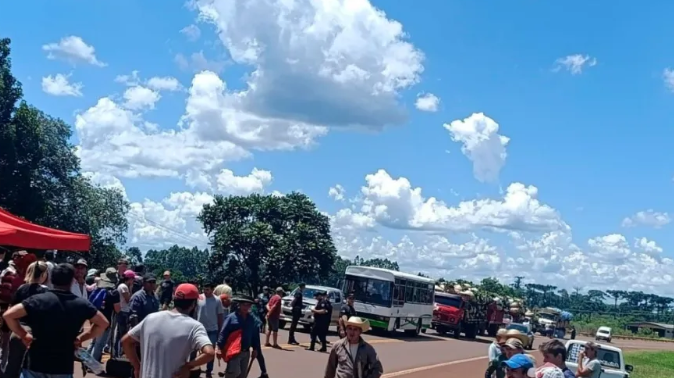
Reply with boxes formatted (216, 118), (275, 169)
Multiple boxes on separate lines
(127, 213), (208, 247)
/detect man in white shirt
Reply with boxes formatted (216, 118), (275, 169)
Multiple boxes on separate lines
(70, 259), (90, 299)
(114, 270), (136, 357)
(122, 284), (214, 378)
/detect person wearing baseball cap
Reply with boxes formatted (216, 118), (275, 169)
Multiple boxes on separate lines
(502, 354), (535, 378)
(128, 274), (159, 325)
(71, 258), (89, 299)
(122, 283), (214, 378)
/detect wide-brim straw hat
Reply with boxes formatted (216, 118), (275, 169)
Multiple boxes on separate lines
(505, 329), (529, 345)
(346, 316), (371, 332)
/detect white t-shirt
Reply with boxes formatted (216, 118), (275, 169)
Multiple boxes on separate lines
(118, 283), (131, 312)
(349, 343), (359, 363)
(45, 261), (54, 289)
(71, 280), (87, 299)
(128, 311), (212, 378)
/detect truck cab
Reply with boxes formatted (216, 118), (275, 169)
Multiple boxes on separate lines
(564, 340), (633, 378)
(536, 307), (561, 335)
(431, 292), (464, 337)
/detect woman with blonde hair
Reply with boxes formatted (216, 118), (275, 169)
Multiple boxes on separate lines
(4, 261), (49, 378)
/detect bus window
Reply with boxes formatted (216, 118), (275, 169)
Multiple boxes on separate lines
(344, 274), (394, 307)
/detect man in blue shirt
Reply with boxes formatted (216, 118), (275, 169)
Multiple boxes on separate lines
(216, 296), (262, 378)
(129, 274), (159, 325)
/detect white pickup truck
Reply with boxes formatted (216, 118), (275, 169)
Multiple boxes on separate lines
(564, 340), (633, 378)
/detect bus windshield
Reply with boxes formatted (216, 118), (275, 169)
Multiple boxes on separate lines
(344, 274), (393, 308)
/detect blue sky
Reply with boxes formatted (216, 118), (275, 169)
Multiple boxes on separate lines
(3, 0), (674, 294)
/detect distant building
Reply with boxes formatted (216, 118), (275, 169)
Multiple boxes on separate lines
(626, 321), (674, 339)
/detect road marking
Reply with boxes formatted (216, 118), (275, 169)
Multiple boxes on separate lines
(382, 356), (488, 378)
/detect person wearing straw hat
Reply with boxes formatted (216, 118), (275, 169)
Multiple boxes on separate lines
(86, 267), (121, 363)
(485, 328), (507, 378)
(325, 317), (383, 378)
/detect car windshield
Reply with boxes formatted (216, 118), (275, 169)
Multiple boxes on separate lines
(539, 313), (557, 321)
(507, 324), (529, 333)
(343, 274), (393, 308)
(290, 287), (321, 300)
(435, 294), (461, 308)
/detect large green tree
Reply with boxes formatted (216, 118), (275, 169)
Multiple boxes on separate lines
(199, 192), (337, 295)
(144, 245), (210, 284)
(0, 38), (129, 268)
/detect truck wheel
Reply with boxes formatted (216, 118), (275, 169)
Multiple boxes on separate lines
(436, 325), (447, 335)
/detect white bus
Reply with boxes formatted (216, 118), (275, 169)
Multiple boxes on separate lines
(342, 265), (435, 336)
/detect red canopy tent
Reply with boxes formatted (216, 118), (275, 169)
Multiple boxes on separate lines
(0, 208), (90, 251)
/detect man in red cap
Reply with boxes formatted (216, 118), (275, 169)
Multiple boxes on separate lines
(122, 283), (215, 378)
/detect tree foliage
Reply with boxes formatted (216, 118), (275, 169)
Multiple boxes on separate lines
(199, 192), (337, 295)
(144, 245), (209, 284)
(0, 38), (129, 267)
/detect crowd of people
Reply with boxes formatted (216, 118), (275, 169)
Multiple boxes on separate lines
(485, 328), (602, 378)
(0, 252), (385, 378)
(0, 250), (605, 378)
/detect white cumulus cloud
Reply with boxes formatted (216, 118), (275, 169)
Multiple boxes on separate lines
(42, 36), (106, 67)
(622, 210), (671, 228)
(415, 93), (440, 112)
(444, 113), (510, 183)
(41, 74), (83, 97)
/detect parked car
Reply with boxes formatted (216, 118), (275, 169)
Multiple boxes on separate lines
(564, 340), (632, 378)
(595, 326), (612, 342)
(278, 285), (344, 330)
(506, 323), (535, 350)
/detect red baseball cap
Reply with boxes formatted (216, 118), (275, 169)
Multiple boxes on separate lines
(174, 284), (200, 300)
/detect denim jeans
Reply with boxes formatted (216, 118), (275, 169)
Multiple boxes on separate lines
(87, 327), (111, 362)
(115, 312), (129, 357)
(205, 331), (218, 373)
(20, 370), (73, 378)
(256, 347), (267, 374)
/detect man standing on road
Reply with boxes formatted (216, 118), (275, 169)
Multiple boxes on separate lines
(115, 270), (136, 356)
(257, 287), (270, 333)
(3, 263), (109, 378)
(129, 274), (159, 325)
(308, 291), (331, 352)
(324, 316), (383, 378)
(87, 267), (121, 363)
(485, 329), (506, 378)
(575, 342), (602, 378)
(287, 283), (305, 345)
(122, 283), (215, 378)
(70, 258), (90, 299)
(338, 293), (356, 338)
(159, 270), (175, 310)
(539, 340), (574, 378)
(196, 283), (225, 378)
(216, 296), (263, 378)
(264, 287), (283, 349)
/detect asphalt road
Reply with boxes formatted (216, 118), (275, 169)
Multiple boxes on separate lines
(83, 328), (671, 378)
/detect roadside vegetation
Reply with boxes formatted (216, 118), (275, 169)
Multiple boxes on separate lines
(625, 351), (674, 378)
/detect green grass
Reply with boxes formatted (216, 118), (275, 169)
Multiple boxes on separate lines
(625, 351), (674, 378)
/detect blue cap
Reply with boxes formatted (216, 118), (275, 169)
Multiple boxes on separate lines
(502, 354), (534, 369)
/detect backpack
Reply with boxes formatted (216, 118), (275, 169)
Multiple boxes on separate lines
(89, 287), (109, 309)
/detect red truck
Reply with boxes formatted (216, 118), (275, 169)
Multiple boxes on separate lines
(432, 291), (505, 338)
(486, 301), (506, 337)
